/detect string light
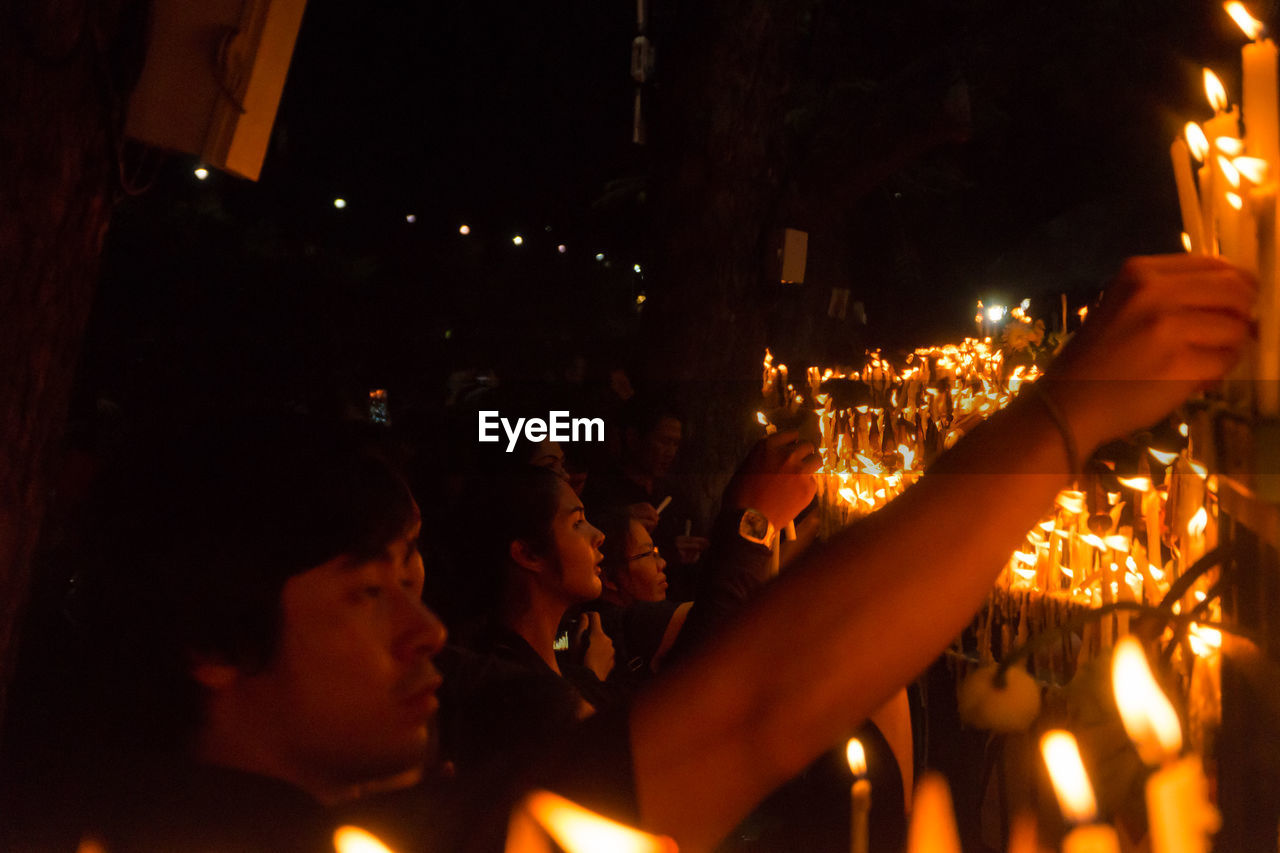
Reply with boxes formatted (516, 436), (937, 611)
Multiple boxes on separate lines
(333, 198), (347, 209)
(512, 235), (524, 246)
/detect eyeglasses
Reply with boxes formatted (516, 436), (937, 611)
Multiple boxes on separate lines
(627, 544), (660, 561)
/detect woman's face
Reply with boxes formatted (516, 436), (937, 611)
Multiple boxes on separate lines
(617, 518), (667, 603)
(546, 480), (605, 603)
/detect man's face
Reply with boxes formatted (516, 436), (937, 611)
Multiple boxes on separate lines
(639, 417), (682, 477)
(234, 515), (447, 794)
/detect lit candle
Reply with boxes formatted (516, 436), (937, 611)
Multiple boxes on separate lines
(505, 790), (677, 853)
(1171, 134), (1206, 253)
(1111, 637), (1221, 853)
(906, 772), (961, 853)
(334, 826), (396, 853)
(1231, 3), (1280, 168)
(1202, 69), (1240, 253)
(846, 738), (871, 853)
(1040, 730), (1121, 853)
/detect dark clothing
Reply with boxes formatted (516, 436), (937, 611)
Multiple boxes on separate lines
(436, 626), (624, 776)
(593, 598), (681, 684)
(83, 711), (639, 853)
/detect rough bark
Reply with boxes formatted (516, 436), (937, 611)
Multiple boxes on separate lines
(0, 0), (146, 736)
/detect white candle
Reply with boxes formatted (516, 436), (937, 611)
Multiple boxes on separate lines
(1171, 138), (1206, 253)
(1203, 70), (1240, 254)
(1111, 637), (1221, 853)
(846, 738), (871, 853)
(1041, 730), (1121, 853)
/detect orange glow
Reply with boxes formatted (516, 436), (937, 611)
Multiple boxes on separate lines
(1216, 136), (1244, 156)
(1112, 636), (1183, 765)
(846, 738), (867, 776)
(1204, 69), (1229, 112)
(1226, 2), (1265, 39)
(1056, 490), (1087, 515)
(1227, 191), (1244, 211)
(1182, 233), (1193, 252)
(1041, 730), (1098, 824)
(1118, 475), (1152, 491)
(1149, 448), (1179, 465)
(1234, 155), (1269, 183)
(1219, 155), (1242, 188)
(1188, 506), (1209, 537)
(334, 826), (397, 853)
(1186, 123), (1210, 161)
(516, 790), (676, 853)
(1188, 623), (1223, 657)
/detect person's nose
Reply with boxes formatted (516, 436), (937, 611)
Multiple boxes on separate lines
(590, 524), (605, 548)
(394, 591), (448, 662)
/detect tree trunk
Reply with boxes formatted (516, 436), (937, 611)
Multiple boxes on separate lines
(646, 0), (811, 515)
(0, 0), (147, 737)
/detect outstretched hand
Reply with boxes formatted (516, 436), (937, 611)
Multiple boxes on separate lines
(723, 430), (821, 530)
(1044, 255), (1255, 453)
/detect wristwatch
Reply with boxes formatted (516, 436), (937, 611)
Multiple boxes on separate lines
(737, 508), (776, 548)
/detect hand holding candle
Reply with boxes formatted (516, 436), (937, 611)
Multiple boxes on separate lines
(505, 790), (677, 853)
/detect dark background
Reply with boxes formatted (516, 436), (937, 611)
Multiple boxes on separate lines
(81, 0), (1264, 418)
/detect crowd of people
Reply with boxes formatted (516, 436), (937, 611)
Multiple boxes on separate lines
(0, 255), (1256, 852)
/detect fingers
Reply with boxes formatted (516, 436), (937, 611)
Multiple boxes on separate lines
(1144, 269), (1257, 317)
(1171, 310), (1254, 350)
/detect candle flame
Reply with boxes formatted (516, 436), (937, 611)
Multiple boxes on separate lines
(334, 826), (397, 853)
(1187, 506), (1209, 537)
(846, 738), (867, 776)
(1234, 155), (1269, 183)
(1150, 563), (1165, 581)
(1226, 191), (1244, 211)
(756, 412), (768, 426)
(1056, 490), (1087, 514)
(516, 790), (676, 853)
(1204, 69), (1229, 112)
(1149, 447), (1179, 465)
(1226, 2), (1265, 39)
(1118, 476), (1152, 491)
(1041, 730), (1099, 825)
(1014, 551), (1037, 566)
(1189, 460), (1208, 479)
(1112, 636), (1183, 765)
(1218, 155), (1242, 188)
(1105, 534), (1130, 551)
(1182, 232), (1193, 252)
(1188, 623), (1223, 657)
(1186, 123), (1210, 161)
(1216, 136), (1245, 156)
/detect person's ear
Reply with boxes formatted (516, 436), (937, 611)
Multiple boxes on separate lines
(190, 653), (240, 691)
(509, 539), (547, 573)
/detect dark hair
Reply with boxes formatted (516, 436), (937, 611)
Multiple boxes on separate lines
(619, 395), (682, 437)
(442, 465), (565, 633)
(83, 414), (416, 749)
(592, 506), (637, 587)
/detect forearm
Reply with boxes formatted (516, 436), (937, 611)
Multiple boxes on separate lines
(630, 393), (1074, 851)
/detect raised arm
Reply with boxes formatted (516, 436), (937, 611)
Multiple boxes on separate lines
(630, 255), (1256, 852)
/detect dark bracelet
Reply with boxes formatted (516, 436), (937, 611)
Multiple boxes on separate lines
(1026, 382), (1080, 480)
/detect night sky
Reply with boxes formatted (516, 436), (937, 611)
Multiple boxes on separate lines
(81, 0), (1263, 419)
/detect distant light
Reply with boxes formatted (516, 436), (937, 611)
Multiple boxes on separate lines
(544, 225), (552, 232)
(512, 235), (524, 246)
(333, 198), (347, 209)
(444, 329), (453, 340)
(636, 293), (647, 305)
(459, 224), (471, 235)
(985, 305), (1006, 323)
(595, 253), (605, 261)
(193, 167), (209, 181)
(1020, 298), (1031, 310)
(633, 264), (642, 274)
(405, 214), (416, 223)
(557, 244), (567, 254)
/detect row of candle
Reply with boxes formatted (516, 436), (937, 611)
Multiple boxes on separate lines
(1170, 2), (1280, 414)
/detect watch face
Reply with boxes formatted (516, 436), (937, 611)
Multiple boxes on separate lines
(740, 510), (769, 541)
